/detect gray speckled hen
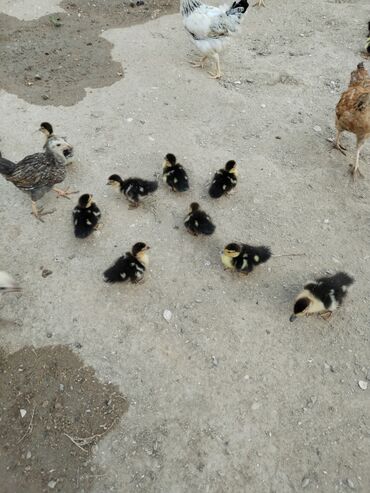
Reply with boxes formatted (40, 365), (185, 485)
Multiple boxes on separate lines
(0, 133), (75, 221)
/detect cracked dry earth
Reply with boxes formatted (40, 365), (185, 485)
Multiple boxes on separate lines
(1, 0), (370, 492)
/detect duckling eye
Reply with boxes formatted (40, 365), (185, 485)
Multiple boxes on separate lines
(56, 143), (61, 147)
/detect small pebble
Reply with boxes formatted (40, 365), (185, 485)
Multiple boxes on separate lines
(46, 332), (53, 338)
(42, 94), (49, 100)
(358, 380), (368, 390)
(345, 478), (355, 489)
(211, 356), (218, 367)
(20, 409), (27, 418)
(42, 269), (52, 278)
(59, 384), (64, 392)
(313, 125), (322, 133)
(301, 477), (310, 488)
(26, 451), (32, 459)
(75, 342), (82, 349)
(48, 480), (57, 489)
(34, 74), (42, 80)
(163, 309), (172, 322)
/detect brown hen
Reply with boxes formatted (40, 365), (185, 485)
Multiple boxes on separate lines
(335, 62), (370, 178)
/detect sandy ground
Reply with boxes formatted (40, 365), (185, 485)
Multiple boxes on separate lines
(1, 0), (370, 492)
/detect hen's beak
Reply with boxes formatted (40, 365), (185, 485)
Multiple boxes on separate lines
(289, 314), (297, 322)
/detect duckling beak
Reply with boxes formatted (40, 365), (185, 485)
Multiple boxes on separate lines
(289, 314), (297, 322)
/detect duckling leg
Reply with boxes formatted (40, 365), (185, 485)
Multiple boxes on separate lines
(53, 187), (79, 199)
(208, 54), (222, 79)
(350, 137), (365, 179)
(320, 311), (332, 321)
(31, 201), (56, 222)
(253, 0), (266, 6)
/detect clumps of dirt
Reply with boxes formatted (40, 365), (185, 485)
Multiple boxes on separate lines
(0, 0), (177, 106)
(0, 345), (128, 493)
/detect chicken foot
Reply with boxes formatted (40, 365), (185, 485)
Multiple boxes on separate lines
(208, 53), (223, 79)
(189, 56), (208, 68)
(53, 186), (79, 199)
(31, 201), (56, 222)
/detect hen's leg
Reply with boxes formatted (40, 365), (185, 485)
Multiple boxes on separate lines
(53, 186), (79, 199)
(334, 129), (346, 154)
(351, 137), (365, 179)
(31, 201), (55, 222)
(208, 54), (222, 79)
(190, 56), (207, 68)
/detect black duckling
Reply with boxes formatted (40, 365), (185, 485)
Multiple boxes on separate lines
(222, 242), (271, 274)
(0, 136), (75, 221)
(107, 174), (158, 208)
(104, 243), (150, 283)
(290, 272), (354, 322)
(209, 160), (238, 198)
(163, 153), (189, 192)
(73, 194), (101, 238)
(184, 202), (215, 236)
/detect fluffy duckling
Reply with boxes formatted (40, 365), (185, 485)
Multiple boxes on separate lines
(107, 174), (158, 207)
(103, 243), (150, 283)
(162, 153), (189, 192)
(222, 242), (271, 274)
(290, 272), (354, 322)
(39, 122), (54, 142)
(209, 160), (238, 198)
(184, 202), (215, 236)
(73, 194), (101, 238)
(0, 272), (20, 295)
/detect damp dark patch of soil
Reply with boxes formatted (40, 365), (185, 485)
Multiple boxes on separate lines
(0, 345), (128, 493)
(0, 0), (178, 106)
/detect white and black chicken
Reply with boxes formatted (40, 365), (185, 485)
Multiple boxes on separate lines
(180, 0), (250, 78)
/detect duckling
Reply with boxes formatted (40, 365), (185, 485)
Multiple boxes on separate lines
(184, 202), (215, 236)
(222, 242), (271, 274)
(162, 153), (189, 192)
(39, 122), (54, 143)
(104, 243), (150, 283)
(73, 194), (101, 238)
(209, 160), (238, 198)
(290, 272), (354, 322)
(0, 272), (21, 295)
(365, 21), (370, 55)
(107, 174), (158, 208)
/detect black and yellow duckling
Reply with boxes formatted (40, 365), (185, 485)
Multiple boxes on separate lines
(73, 194), (101, 238)
(365, 22), (370, 55)
(162, 153), (189, 192)
(209, 160), (238, 198)
(184, 202), (215, 236)
(222, 242), (271, 274)
(39, 122), (54, 143)
(290, 272), (354, 322)
(103, 243), (150, 283)
(107, 174), (158, 208)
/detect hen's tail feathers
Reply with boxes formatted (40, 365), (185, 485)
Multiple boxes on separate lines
(356, 93), (370, 112)
(146, 180), (159, 193)
(251, 246), (271, 265)
(0, 153), (16, 176)
(228, 0), (249, 14)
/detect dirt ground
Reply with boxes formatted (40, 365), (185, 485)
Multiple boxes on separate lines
(0, 0), (370, 492)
